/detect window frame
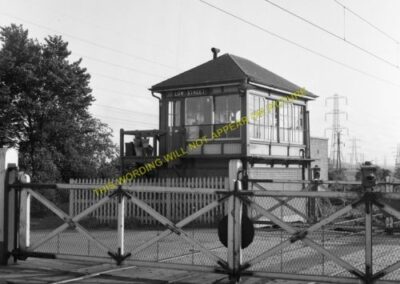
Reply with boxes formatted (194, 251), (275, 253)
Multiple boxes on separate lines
(167, 100), (181, 128)
(184, 94), (242, 141)
(248, 90), (305, 145)
(248, 93), (278, 142)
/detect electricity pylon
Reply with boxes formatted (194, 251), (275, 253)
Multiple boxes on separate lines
(325, 94), (348, 170)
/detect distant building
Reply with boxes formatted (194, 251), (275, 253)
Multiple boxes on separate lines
(310, 137), (328, 180)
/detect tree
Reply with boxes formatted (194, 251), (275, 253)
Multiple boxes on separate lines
(0, 24), (118, 182)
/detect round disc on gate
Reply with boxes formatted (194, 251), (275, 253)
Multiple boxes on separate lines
(217, 214), (255, 249)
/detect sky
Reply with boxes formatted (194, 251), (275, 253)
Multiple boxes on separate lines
(0, 0), (399, 168)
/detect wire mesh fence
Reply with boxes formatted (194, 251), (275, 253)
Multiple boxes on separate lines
(24, 180), (228, 268)
(11, 177), (400, 283)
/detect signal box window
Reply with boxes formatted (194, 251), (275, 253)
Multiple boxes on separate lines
(185, 96), (213, 139)
(248, 94), (277, 142)
(168, 101), (181, 128)
(214, 95), (241, 138)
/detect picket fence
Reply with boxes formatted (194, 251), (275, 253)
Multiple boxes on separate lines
(69, 177), (229, 226)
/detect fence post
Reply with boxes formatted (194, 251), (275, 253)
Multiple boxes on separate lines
(0, 147), (18, 265)
(19, 173), (31, 251)
(308, 165), (320, 223)
(228, 159), (243, 281)
(109, 185), (131, 265)
(117, 195), (125, 257)
(69, 179), (74, 218)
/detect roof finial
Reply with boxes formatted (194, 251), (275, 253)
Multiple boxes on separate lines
(211, 47), (220, 60)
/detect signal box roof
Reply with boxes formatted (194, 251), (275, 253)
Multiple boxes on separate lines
(151, 53), (317, 98)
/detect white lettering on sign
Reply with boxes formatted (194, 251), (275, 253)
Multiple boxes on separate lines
(171, 89), (207, 97)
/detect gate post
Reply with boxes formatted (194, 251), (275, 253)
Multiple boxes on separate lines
(361, 161), (377, 283)
(117, 195), (125, 258)
(308, 165), (320, 223)
(228, 159), (243, 281)
(19, 173), (31, 251)
(0, 147), (18, 265)
(109, 185), (131, 265)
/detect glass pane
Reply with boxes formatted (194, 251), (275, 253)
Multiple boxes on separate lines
(279, 102), (292, 143)
(249, 124), (254, 139)
(265, 99), (276, 142)
(168, 101), (173, 127)
(248, 95), (255, 115)
(185, 96), (212, 126)
(215, 95), (241, 124)
(292, 104), (304, 144)
(214, 124), (227, 138)
(186, 126), (199, 140)
(260, 124), (265, 140)
(199, 125), (212, 138)
(174, 101), (181, 127)
(227, 127), (240, 138)
(186, 125), (211, 139)
(185, 96), (212, 139)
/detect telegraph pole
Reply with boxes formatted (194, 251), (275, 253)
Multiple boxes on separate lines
(325, 94), (348, 170)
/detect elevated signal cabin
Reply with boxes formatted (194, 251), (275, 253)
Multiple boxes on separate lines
(120, 52), (317, 179)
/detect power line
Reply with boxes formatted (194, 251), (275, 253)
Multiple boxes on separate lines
(199, 0), (400, 89)
(95, 114), (157, 126)
(94, 88), (154, 101)
(0, 12), (178, 71)
(31, 1), (177, 55)
(263, 0), (399, 69)
(93, 103), (158, 117)
(1, 13), (171, 93)
(91, 72), (149, 88)
(75, 52), (167, 79)
(333, 0), (400, 45)
(1, 13), (162, 124)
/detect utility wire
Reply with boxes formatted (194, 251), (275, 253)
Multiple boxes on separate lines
(263, 0), (399, 69)
(75, 52), (167, 79)
(0, 13), (170, 90)
(94, 88), (155, 101)
(1, 12), (162, 129)
(333, 0), (399, 44)
(32, 1), (176, 55)
(0, 12), (178, 71)
(91, 72), (149, 88)
(199, 0), (400, 88)
(95, 114), (157, 126)
(93, 103), (158, 117)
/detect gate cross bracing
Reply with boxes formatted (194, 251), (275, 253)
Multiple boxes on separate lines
(2, 161), (400, 283)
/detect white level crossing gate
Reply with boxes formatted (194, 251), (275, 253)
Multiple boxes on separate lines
(2, 155), (400, 283)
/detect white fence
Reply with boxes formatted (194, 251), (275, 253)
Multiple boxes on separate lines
(69, 177), (228, 226)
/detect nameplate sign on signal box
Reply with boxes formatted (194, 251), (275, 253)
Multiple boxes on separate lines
(168, 89), (208, 98)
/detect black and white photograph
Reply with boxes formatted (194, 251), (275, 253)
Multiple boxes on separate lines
(1, 0), (400, 283)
